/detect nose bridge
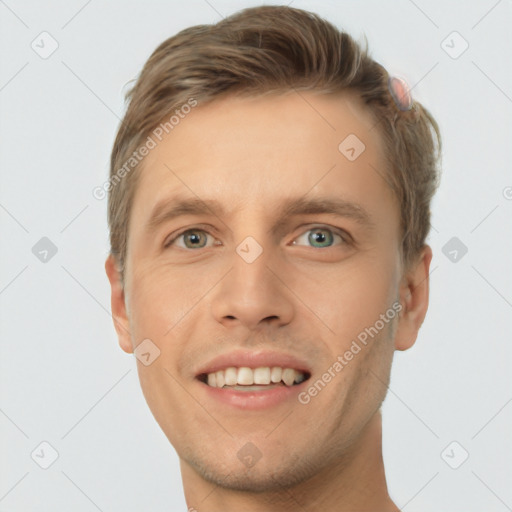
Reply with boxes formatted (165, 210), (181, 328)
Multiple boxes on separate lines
(227, 208), (274, 289)
(232, 241), (272, 294)
(230, 239), (277, 306)
(211, 235), (294, 330)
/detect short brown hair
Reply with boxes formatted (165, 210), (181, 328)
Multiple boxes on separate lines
(108, 5), (441, 282)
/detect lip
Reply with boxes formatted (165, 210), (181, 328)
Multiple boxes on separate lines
(200, 380), (309, 410)
(194, 350), (312, 411)
(194, 350), (312, 376)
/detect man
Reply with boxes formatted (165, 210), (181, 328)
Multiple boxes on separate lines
(105, 5), (441, 510)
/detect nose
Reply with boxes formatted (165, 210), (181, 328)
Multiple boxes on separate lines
(210, 248), (294, 331)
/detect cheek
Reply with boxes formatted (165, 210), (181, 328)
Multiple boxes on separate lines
(135, 360), (199, 452)
(128, 266), (196, 334)
(130, 254), (227, 305)
(126, 266), (219, 377)
(305, 250), (400, 350)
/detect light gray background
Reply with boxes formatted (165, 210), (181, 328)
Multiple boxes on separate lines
(1, 0), (511, 510)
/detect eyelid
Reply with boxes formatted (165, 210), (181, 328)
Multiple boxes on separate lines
(291, 224), (351, 246)
(164, 223), (351, 250)
(163, 224), (219, 248)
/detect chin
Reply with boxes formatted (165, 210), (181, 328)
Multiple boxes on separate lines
(183, 447), (322, 493)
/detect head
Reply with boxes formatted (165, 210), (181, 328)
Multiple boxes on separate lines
(105, 5), (441, 495)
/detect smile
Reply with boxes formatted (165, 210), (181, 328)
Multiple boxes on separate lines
(198, 366), (309, 389)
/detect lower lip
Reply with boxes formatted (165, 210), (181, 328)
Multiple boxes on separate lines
(199, 380), (308, 410)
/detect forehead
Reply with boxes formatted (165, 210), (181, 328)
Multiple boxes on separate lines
(129, 90), (396, 232)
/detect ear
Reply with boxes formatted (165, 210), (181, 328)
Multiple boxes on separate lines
(393, 245), (433, 351)
(105, 254), (133, 354)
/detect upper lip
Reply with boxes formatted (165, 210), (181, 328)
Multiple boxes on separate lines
(195, 350), (312, 377)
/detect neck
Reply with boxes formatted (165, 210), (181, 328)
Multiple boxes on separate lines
(181, 411), (399, 512)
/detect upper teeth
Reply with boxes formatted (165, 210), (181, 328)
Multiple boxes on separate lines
(206, 367), (306, 388)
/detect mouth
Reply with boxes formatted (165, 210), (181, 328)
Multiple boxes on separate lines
(197, 366), (311, 390)
(194, 351), (312, 409)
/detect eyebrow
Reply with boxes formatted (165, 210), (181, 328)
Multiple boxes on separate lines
(146, 195), (375, 235)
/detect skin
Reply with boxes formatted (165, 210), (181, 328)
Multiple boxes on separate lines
(106, 90), (432, 511)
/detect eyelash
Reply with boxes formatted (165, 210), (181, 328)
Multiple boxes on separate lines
(163, 225), (350, 250)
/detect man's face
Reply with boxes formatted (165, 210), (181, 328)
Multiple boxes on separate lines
(109, 91), (424, 491)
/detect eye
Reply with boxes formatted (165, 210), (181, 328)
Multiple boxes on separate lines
(164, 225), (348, 251)
(292, 226), (346, 248)
(165, 229), (218, 250)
